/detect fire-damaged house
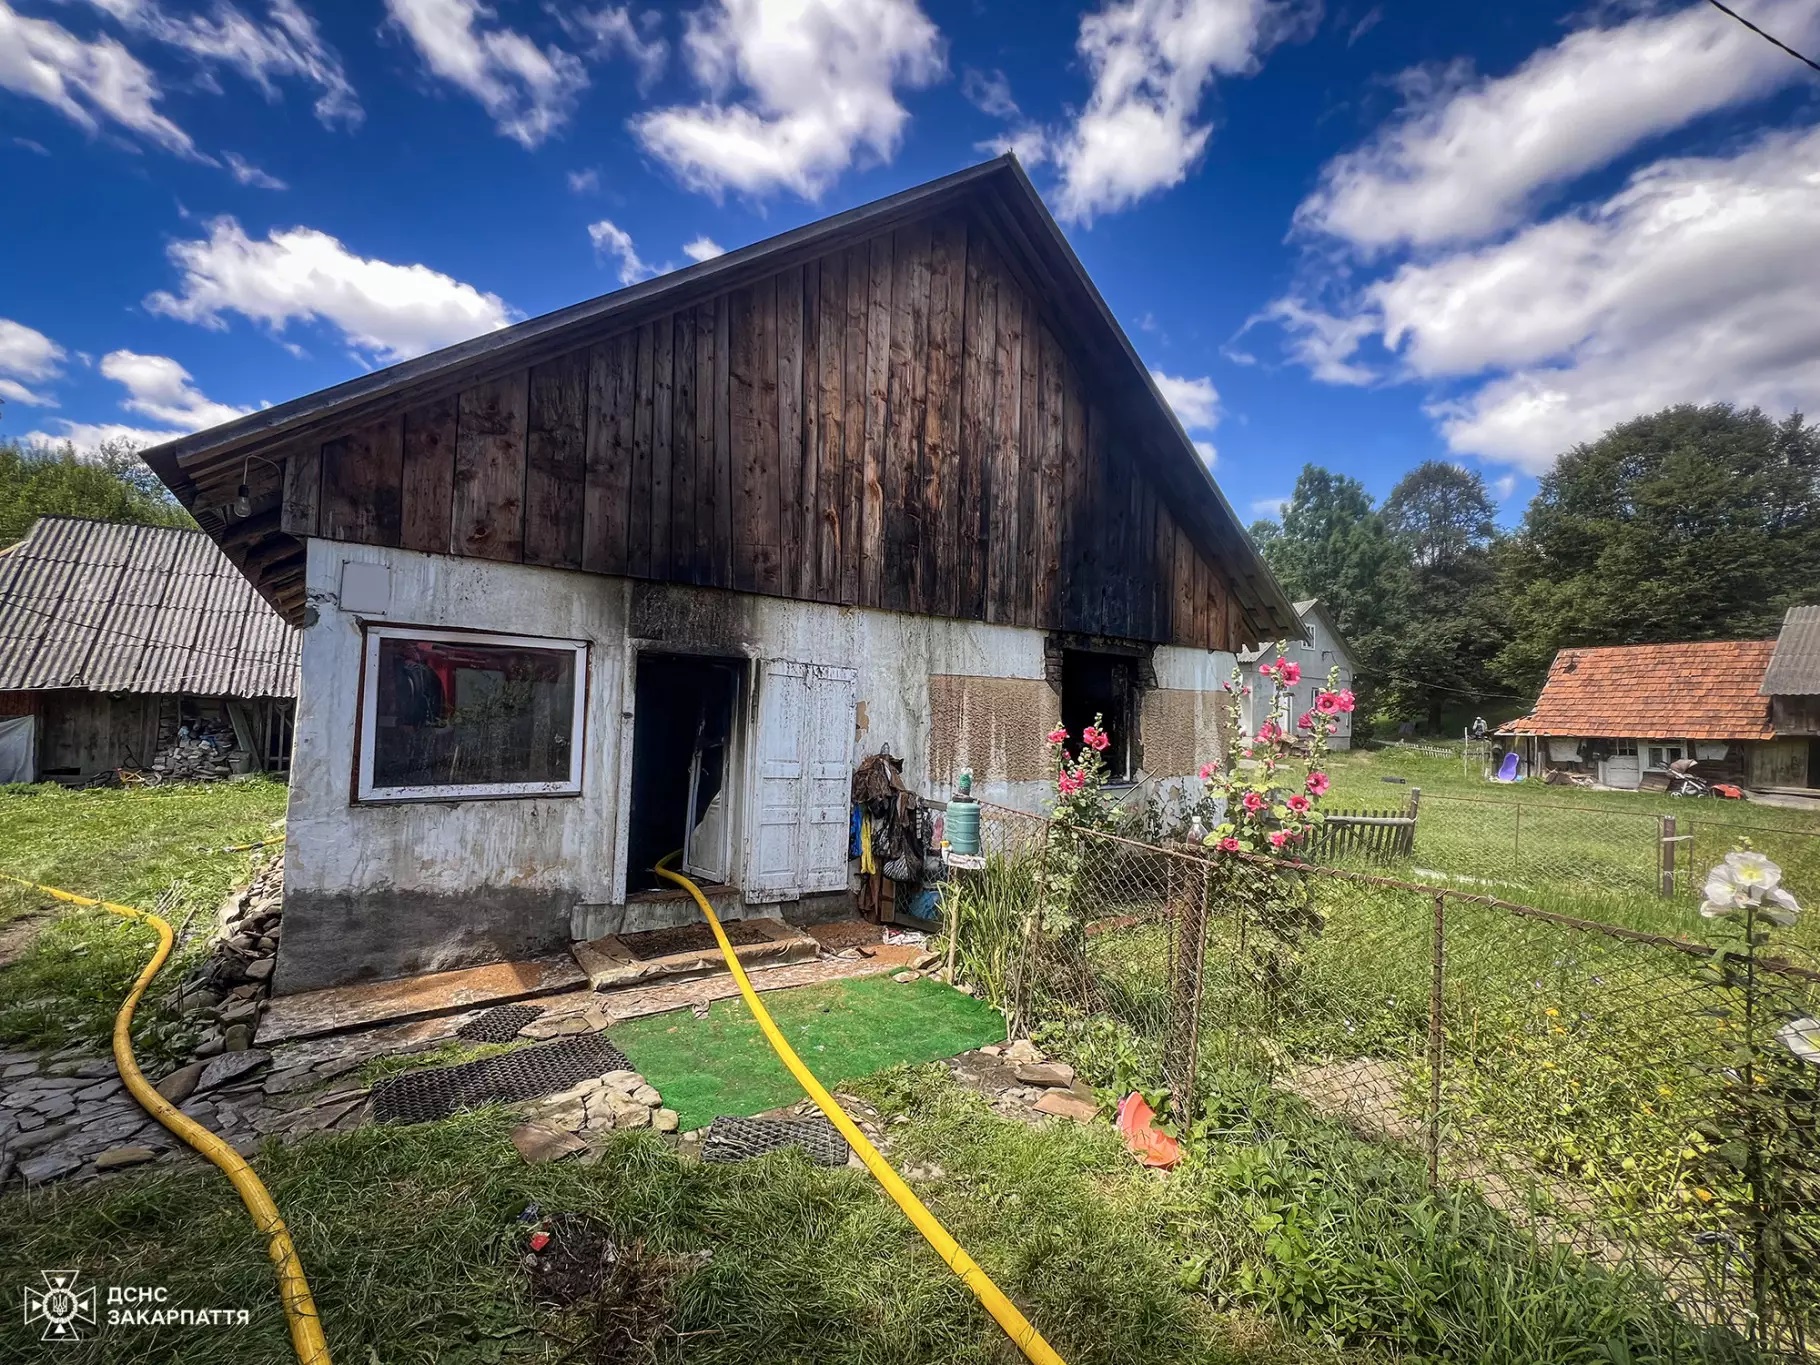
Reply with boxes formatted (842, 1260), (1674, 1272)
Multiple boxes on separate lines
(0, 516), (298, 784)
(141, 156), (1300, 993)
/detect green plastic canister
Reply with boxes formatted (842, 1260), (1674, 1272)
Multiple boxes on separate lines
(945, 769), (981, 857)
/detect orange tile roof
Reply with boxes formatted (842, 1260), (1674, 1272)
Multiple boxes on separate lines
(1501, 640), (1777, 740)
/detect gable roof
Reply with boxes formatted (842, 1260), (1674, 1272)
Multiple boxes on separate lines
(1500, 640), (1777, 740)
(1237, 598), (1356, 664)
(0, 517), (298, 697)
(140, 154), (1298, 638)
(1762, 606), (1820, 697)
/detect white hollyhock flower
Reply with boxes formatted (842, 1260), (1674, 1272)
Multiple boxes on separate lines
(1778, 1017), (1820, 1066)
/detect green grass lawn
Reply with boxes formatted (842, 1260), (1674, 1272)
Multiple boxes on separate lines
(0, 777), (289, 1060)
(612, 973), (1005, 1130)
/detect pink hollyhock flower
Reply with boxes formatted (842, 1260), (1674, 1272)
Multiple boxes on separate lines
(1286, 793), (1311, 814)
(1306, 771), (1329, 796)
(1297, 711), (1315, 731)
(1279, 661), (1301, 685)
(1242, 748), (1254, 760)
(1257, 721), (1281, 743)
(1241, 686), (1253, 697)
(1241, 790), (1266, 813)
(1268, 830), (1290, 848)
(1082, 725), (1110, 752)
(1046, 726), (1068, 745)
(1056, 768), (1084, 796)
(1315, 692), (1341, 715)
(1259, 662), (1276, 679)
(1218, 837), (1241, 853)
(1198, 762), (1216, 780)
(1336, 689), (1356, 713)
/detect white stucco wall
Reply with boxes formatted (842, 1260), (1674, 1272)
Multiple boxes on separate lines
(280, 539), (1238, 989)
(1238, 607), (1354, 749)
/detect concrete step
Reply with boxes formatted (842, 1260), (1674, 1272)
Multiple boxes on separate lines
(572, 918), (820, 992)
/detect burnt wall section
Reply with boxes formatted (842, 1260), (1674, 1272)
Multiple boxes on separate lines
(279, 209), (1244, 651)
(925, 674), (1058, 789)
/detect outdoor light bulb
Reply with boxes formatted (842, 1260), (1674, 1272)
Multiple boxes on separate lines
(234, 483), (252, 518)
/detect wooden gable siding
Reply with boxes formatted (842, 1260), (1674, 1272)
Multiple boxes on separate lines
(283, 212), (1234, 649)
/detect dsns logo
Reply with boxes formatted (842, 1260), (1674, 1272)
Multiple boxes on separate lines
(23, 1270), (95, 1343)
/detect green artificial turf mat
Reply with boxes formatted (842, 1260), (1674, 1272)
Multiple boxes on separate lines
(611, 972), (1004, 1129)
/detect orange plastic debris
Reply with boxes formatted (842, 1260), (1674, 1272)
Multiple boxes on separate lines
(1116, 1092), (1181, 1169)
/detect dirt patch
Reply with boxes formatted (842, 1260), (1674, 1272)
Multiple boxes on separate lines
(618, 921), (773, 960)
(524, 1213), (695, 1362)
(0, 912), (49, 969)
(804, 919), (884, 953)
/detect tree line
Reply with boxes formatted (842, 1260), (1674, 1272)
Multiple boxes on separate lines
(0, 437), (192, 546)
(1250, 404), (1820, 734)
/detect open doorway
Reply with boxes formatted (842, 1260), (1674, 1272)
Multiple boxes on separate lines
(1059, 649), (1139, 782)
(625, 653), (743, 895)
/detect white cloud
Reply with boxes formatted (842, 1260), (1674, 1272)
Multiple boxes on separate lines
(587, 219), (654, 285)
(962, 66), (1018, 119)
(23, 420), (187, 452)
(146, 216), (517, 363)
(385, 0), (586, 147)
(1051, 0), (1296, 223)
(224, 150), (285, 188)
(0, 2), (196, 154)
(1490, 473), (1517, 501)
(1282, 125), (1820, 473)
(1296, 0), (1820, 252)
(1150, 368), (1221, 430)
(99, 349), (249, 428)
(558, 4), (667, 90)
(1250, 495), (1288, 518)
(633, 0), (945, 199)
(79, 0), (362, 129)
(0, 318), (67, 407)
(681, 235), (725, 263)
(1193, 438), (1217, 467)
(567, 166), (599, 193)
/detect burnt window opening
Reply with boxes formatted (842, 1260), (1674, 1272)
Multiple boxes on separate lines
(626, 653), (742, 895)
(1059, 649), (1140, 782)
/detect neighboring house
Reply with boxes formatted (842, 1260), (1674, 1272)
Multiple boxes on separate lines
(1498, 640), (1780, 789)
(0, 517), (299, 784)
(1237, 599), (1357, 750)
(1757, 605), (1820, 792)
(143, 156), (1300, 994)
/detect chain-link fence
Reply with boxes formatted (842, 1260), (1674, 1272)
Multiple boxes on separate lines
(952, 803), (1820, 1357)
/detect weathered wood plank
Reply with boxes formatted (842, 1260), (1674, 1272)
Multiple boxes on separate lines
(923, 215), (964, 616)
(959, 227), (995, 622)
(775, 264), (806, 599)
(985, 259), (1023, 624)
(840, 243), (869, 606)
(860, 235), (892, 607)
(280, 444), (321, 538)
(694, 302), (724, 583)
(453, 373), (528, 562)
(582, 334), (633, 576)
(650, 318), (674, 577)
(523, 352), (587, 569)
(1059, 368), (1089, 631)
(320, 416), (403, 546)
(884, 221), (932, 614)
(1015, 291), (1041, 627)
(628, 322), (656, 578)
(713, 296), (733, 584)
(807, 255), (835, 599)
(1035, 324), (1067, 626)
(399, 396), (456, 553)
(670, 312), (699, 583)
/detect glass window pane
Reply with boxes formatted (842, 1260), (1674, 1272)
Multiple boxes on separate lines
(371, 636), (577, 790)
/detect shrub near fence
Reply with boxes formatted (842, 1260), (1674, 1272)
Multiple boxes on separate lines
(954, 802), (1820, 1361)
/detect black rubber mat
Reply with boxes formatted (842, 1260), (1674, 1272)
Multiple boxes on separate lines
(700, 1115), (851, 1167)
(455, 1003), (546, 1042)
(371, 1035), (633, 1124)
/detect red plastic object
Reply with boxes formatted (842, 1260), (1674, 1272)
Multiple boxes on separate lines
(1116, 1092), (1181, 1169)
(528, 1231), (551, 1252)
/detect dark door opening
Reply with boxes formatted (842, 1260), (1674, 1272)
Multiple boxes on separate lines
(626, 653), (741, 895)
(1808, 738), (1820, 791)
(1059, 650), (1138, 781)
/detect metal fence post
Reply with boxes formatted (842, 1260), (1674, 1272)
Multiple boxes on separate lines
(1659, 814), (1676, 898)
(1427, 892), (1446, 1189)
(1407, 787), (1421, 856)
(1167, 851), (1210, 1123)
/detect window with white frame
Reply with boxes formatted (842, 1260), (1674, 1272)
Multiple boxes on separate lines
(1646, 741), (1685, 772)
(357, 627), (587, 802)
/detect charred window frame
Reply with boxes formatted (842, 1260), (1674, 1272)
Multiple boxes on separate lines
(355, 626), (588, 803)
(1051, 642), (1149, 783)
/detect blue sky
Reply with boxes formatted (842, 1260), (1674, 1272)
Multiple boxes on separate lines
(3, 0), (1818, 529)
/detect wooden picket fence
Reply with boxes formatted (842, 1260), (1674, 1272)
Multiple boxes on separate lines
(1309, 789), (1420, 864)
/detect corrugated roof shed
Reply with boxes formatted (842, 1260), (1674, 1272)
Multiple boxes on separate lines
(0, 517), (298, 697)
(1501, 640), (1777, 740)
(1761, 606), (1820, 697)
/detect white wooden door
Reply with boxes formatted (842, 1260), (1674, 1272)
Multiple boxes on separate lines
(805, 665), (858, 892)
(743, 661), (857, 902)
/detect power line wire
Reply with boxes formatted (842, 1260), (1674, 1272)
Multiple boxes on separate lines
(1704, 0), (1820, 74)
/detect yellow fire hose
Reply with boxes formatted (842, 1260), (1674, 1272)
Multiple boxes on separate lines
(654, 853), (1066, 1365)
(0, 871), (331, 1365)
